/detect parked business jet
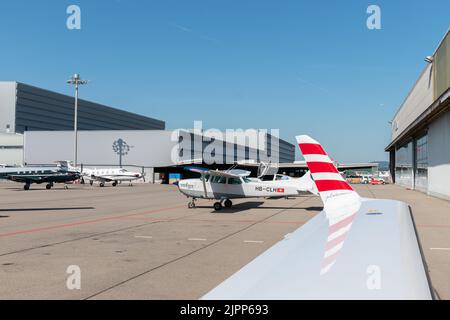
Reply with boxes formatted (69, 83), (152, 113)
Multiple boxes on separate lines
(81, 167), (144, 187)
(0, 163), (81, 190)
(203, 135), (434, 299)
(178, 167), (317, 211)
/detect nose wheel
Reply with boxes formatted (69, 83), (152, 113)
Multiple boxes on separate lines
(188, 198), (197, 209)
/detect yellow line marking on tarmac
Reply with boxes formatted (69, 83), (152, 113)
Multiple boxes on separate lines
(135, 236), (153, 239)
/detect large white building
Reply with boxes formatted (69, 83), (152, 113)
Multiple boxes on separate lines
(386, 29), (450, 200)
(0, 132), (23, 166)
(0, 82), (296, 171)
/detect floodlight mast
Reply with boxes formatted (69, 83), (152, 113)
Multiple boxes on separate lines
(66, 74), (88, 167)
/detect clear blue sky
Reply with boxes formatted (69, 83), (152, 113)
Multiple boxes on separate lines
(0, 0), (449, 162)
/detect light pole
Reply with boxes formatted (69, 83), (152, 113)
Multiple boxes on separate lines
(67, 74), (87, 167)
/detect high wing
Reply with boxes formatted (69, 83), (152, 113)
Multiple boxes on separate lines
(184, 167), (247, 179)
(203, 135), (434, 300)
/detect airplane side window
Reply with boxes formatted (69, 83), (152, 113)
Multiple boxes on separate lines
(242, 177), (251, 183)
(203, 174), (210, 182)
(228, 178), (242, 185)
(218, 177), (227, 184)
(210, 175), (220, 183)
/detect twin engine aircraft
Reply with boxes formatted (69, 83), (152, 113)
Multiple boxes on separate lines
(178, 167), (318, 211)
(203, 135), (434, 299)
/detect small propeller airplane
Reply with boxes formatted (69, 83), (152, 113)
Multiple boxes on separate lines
(203, 135), (434, 300)
(80, 167), (144, 187)
(53, 161), (145, 188)
(0, 162), (81, 190)
(178, 166), (318, 211)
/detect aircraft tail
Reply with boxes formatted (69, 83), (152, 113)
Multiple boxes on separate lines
(55, 160), (78, 171)
(297, 170), (318, 195)
(55, 160), (69, 169)
(295, 135), (360, 208)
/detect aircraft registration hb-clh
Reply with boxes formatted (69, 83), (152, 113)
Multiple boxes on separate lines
(202, 135), (435, 300)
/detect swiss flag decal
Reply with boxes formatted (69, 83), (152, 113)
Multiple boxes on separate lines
(277, 188), (285, 193)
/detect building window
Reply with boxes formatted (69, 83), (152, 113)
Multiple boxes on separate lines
(415, 134), (428, 191)
(395, 141), (413, 188)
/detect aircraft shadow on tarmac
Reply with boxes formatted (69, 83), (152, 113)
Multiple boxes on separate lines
(304, 206), (323, 212)
(195, 201), (323, 214)
(0, 207), (95, 212)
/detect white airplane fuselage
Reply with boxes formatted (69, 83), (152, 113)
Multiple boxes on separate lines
(178, 177), (300, 200)
(82, 168), (143, 186)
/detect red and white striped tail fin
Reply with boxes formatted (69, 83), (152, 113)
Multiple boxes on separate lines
(296, 135), (361, 275)
(296, 135), (359, 206)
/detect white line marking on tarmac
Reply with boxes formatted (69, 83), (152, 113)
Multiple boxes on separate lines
(430, 247), (450, 251)
(188, 238), (207, 241)
(135, 236), (153, 239)
(244, 240), (264, 244)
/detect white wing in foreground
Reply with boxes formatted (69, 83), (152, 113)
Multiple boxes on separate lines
(202, 135), (434, 300)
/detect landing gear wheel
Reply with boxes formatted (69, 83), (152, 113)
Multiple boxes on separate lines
(188, 198), (196, 209)
(46, 184), (52, 190)
(64, 185), (69, 190)
(99, 182), (105, 188)
(90, 180), (93, 186)
(224, 199), (232, 208)
(213, 202), (223, 211)
(112, 182), (118, 187)
(24, 184), (30, 191)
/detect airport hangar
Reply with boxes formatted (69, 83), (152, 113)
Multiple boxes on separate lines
(386, 29), (450, 201)
(0, 81), (298, 183)
(0, 81), (164, 166)
(0, 81), (375, 182)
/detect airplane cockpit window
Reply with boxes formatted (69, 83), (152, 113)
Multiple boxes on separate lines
(228, 177), (242, 185)
(275, 175), (290, 181)
(210, 175), (220, 183)
(242, 177), (251, 183)
(210, 176), (227, 184)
